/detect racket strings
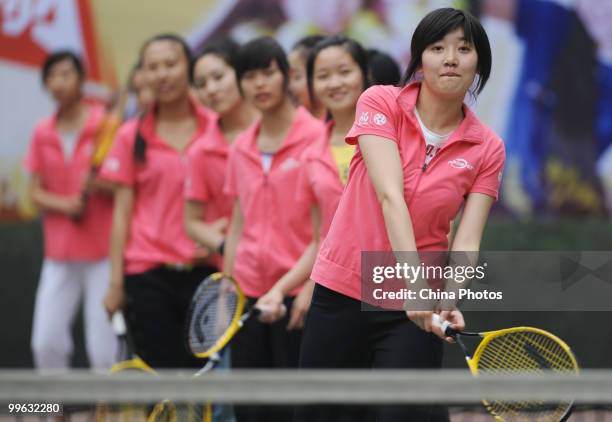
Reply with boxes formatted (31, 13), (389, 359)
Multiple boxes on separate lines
(102, 359), (159, 420)
(478, 331), (575, 373)
(475, 330), (576, 422)
(148, 400), (208, 422)
(176, 402), (209, 422)
(187, 277), (239, 355)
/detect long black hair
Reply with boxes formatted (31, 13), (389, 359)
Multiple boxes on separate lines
(367, 49), (400, 86)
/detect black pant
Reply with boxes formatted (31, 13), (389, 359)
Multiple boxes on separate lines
(231, 296), (302, 422)
(295, 284), (448, 422)
(124, 264), (217, 369)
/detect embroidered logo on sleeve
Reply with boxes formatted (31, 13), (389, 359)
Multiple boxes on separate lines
(448, 158), (474, 170)
(373, 113), (387, 126)
(358, 111), (370, 126)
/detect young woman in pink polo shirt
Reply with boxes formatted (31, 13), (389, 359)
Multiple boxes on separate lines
(297, 8), (505, 422)
(275, 36), (370, 328)
(303, 35), (369, 239)
(223, 36), (326, 422)
(100, 34), (217, 369)
(288, 35), (327, 119)
(184, 38), (258, 264)
(184, 36), (259, 422)
(25, 51), (117, 370)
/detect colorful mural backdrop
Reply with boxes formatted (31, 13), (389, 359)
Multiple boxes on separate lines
(2, 0), (611, 220)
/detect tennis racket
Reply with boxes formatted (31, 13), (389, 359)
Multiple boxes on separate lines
(74, 91), (129, 222)
(110, 310), (155, 374)
(92, 87), (134, 170)
(432, 314), (579, 422)
(108, 311), (205, 422)
(108, 312), (206, 422)
(95, 311), (156, 421)
(149, 273), (285, 422)
(147, 399), (206, 422)
(186, 271), (286, 375)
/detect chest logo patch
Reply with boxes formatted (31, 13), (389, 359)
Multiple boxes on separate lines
(280, 158), (301, 171)
(103, 157), (120, 172)
(448, 158), (474, 170)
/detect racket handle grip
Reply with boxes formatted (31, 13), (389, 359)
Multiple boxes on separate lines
(431, 314), (453, 337)
(112, 311), (127, 336)
(254, 304), (287, 318)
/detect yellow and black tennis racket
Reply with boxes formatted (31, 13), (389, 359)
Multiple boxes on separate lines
(148, 273), (285, 422)
(432, 314), (579, 422)
(91, 87), (134, 171)
(74, 90), (129, 223)
(95, 311), (156, 421)
(187, 272), (245, 367)
(147, 399), (205, 422)
(186, 272), (285, 374)
(108, 312), (206, 422)
(110, 311), (156, 374)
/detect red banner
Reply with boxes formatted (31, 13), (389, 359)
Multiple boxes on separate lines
(0, 0), (104, 81)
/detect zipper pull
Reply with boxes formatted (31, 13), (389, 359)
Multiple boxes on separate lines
(422, 162), (428, 172)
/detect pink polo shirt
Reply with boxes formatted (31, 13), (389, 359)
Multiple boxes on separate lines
(224, 107), (326, 298)
(311, 83), (506, 301)
(23, 103), (113, 261)
(184, 114), (234, 268)
(99, 100), (214, 274)
(301, 121), (347, 240)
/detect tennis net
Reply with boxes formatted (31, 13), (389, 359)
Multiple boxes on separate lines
(1, 369), (611, 421)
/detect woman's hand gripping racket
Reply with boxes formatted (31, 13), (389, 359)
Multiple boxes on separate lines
(185, 272), (286, 376)
(110, 311), (155, 374)
(432, 314), (579, 422)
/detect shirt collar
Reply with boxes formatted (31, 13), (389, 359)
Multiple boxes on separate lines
(196, 112), (231, 154)
(47, 102), (104, 145)
(237, 106), (315, 155)
(139, 96), (213, 148)
(397, 82), (484, 145)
